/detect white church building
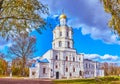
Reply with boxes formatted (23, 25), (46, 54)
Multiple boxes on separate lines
(84, 59), (104, 78)
(29, 14), (104, 79)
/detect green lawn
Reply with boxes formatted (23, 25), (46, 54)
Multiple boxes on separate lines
(53, 76), (120, 84)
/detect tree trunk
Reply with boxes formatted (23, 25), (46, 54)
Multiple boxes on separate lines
(22, 56), (26, 77)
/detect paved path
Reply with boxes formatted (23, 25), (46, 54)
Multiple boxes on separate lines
(0, 78), (54, 84)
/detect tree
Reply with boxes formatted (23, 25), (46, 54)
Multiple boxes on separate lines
(0, 0), (48, 40)
(8, 33), (36, 76)
(12, 57), (29, 76)
(101, 0), (120, 35)
(0, 52), (7, 75)
(102, 62), (120, 76)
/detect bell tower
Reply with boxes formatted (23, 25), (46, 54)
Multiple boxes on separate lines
(52, 14), (74, 51)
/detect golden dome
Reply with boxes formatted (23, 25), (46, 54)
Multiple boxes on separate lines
(59, 14), (67, 19)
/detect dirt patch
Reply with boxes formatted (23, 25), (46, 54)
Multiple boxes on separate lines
(0, 78), (54, 84)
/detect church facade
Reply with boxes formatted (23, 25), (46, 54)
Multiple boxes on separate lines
(29, 14), (104, 79)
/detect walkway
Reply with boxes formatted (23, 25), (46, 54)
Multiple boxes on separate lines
(0, 78), (54, 84)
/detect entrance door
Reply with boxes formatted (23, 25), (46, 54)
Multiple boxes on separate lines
(56, 72), (59, 79)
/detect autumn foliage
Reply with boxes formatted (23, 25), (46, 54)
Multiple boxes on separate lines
(101, 0), (120, 35)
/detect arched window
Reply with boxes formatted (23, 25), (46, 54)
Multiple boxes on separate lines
(55, 55), (58, 60)
(79, 71), (82, 76)
(70, 73), (72, 77)
(86, 64), (87, 68)
(66, 67), (68, 72)
(60, 32), (62, 36)
(68, 41), (70, 48)
(66, 56), (68, 61)
(59, 41), (62, 47)
(43, 68), (46, 74)
(73, 57), (75, 62)
(32, 71), (35, 75)
(66, 32), (69, 37)
(55, 65), (58, 69)
(73, 67), (75, 72)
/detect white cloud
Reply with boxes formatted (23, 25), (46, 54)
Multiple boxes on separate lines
(41, 0), (120, 45)
(100, 54), (118, 60)
(84, 53), (120, 63)
(80, 24), (120, 45)
(84, 54), (100, 59)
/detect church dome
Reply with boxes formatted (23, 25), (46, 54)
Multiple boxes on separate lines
(59, 14), (67, 19)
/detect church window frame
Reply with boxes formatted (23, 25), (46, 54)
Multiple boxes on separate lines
(55, 55), (58, 60)
(66, 32), (69, 37)
(70, 73), (72, 77)
(89, 64), (91, 68)
(66, 67), (68, 72)
(55, 65), (58, 69)
(86, 64), (88, 69)
(73, 57), (75, 62)
(67, 41), (70, 48)
(66, 56), (68, 61)
(60, 31), (62, 37)
(73, 67), (75, 72)
(43, 68), (46, 74)
(32, 71), (36, 75)
(59, 41), (62, 47)
(79, 71), (82, 76)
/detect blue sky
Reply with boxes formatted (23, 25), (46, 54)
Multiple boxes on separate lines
(0, 0), (120, 63)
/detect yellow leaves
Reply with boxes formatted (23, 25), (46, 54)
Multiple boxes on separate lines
(102, 0), (120, 35)
(0, 0), (48, 40)
(17, 0), (24, 5)
(108, 20), (113, 28)
(117, 0), (120, 4)
(0, 59), (7, 75)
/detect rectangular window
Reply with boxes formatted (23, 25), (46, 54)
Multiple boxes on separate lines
(66, 68), (68, 72)
(73, 68), (75, 72)
(66, 56), (68, 61)
(60, 32), (62, 36)
(66, 32), (69, 37)
(55, 55), (58, 60)
(86, 64), (87, 68)
(32, 72), (35, 75)
(55, 65), (58, 69)
(73, 57), (75, 62)
(43, 68), (46, 74)
(68, 42), (70, 48)
(59, 41), (62, 47)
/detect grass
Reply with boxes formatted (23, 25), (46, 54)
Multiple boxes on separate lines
(53, 76), (120, 84)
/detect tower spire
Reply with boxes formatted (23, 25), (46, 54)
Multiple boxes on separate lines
(59, 10), (67, 26)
